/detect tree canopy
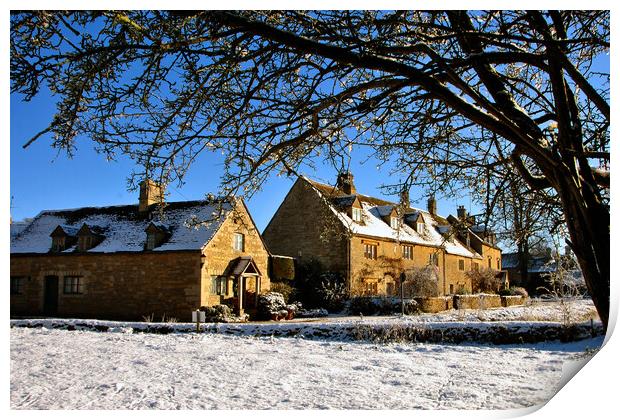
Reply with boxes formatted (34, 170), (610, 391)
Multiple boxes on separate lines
(11, 10), (610, 326)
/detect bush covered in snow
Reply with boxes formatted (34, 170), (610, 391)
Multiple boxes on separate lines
(257, 292), (288, 320)
(200, 305), (234, 323)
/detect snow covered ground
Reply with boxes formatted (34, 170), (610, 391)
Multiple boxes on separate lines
(10, 326), (602, 410)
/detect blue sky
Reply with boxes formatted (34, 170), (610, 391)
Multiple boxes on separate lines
(10, 85), (475, 233)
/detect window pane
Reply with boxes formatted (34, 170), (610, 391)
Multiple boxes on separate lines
(63, 276), (81, 294)
(146, 234), (156, 250)
(11, 277), (24, 295)
(233, 233), (244, 251)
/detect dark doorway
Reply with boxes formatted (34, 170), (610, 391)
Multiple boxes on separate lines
(43, 276), (59, 316)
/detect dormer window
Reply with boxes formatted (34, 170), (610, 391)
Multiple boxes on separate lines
(78, 236), (93, 251)
(144, 223), (170, 251)
(146, 233), (157, 250)
(390, 216), (399, 229)
(52, 236), (67, 252)
(76, 224), (105, 252)
(416, 222), (424, 233)
(50, 225), (78, 252)
(352, 207), (362, 223)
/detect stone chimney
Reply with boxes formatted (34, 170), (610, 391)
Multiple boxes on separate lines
(139, 179), (164, 214)
(457, 205), (467, 220)
(427, 195), (437, 215)
(336, 172), (356, 195)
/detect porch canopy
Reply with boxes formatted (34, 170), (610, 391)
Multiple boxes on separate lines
(224, 256), (262, 315)
(225, 256), (262, 277)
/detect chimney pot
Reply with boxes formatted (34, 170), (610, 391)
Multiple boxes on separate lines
(139, 179), (164, 214)
(427, 195), (437, 215)
(457, 205), (467, 220)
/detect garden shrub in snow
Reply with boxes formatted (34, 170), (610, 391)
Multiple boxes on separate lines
(401, 267), (440, 298)
(467, 268), (502, 294)
(270, 281), (296, 303)
(256, 292), (287, 320)
(200, 304), (234, 323)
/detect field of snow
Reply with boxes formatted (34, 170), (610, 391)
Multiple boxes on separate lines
(10, 326), (602, 410)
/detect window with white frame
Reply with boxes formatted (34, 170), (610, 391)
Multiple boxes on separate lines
(402, 245), (413, 260)
(390, 216), (399, 229)
(429, 253), (439, 267)
(352, 207), (362, 222)
(233, 233), (245, 252)
(364, 243), (378, 259)
(211, 276), (226, 295)
(416, 222), (424, 233)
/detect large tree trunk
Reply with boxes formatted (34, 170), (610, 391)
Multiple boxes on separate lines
(556, 171), (610, 331)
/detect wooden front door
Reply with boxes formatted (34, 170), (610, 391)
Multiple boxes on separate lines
(43, 275), (59, 316)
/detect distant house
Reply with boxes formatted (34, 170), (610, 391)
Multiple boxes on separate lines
(262, 173), (503, 296)
(10, 180), (270, 321)
(502, 249), (584, 296)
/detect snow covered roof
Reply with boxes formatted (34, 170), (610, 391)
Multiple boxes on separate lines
(302, 177), (482, 258)
(10, 220), (33, 240)
(10, 200), (234, 254)
(501, 252), (558, 273)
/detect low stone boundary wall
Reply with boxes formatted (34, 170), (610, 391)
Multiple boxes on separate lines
(502, 296), (526, 307)
(453, 294), (503, 310)
(414, 297), (453, 313)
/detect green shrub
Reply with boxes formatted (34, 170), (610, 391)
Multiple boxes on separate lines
(509, 286), (529, 298)
(467, 268), (502, 293)
(347, 296), (406, 316)
(270, 281), (295, 303)
(401, 267), (440, 298)
(498, 288), (512, 296)
(295, 258), (347, 312)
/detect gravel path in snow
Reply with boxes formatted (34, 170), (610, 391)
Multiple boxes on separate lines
(10, 327), (601, 410)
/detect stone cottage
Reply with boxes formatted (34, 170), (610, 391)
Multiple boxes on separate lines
(262, 173), (503, 296)
(10, 180), (270, 321)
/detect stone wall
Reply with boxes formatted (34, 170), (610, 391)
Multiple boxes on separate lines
(453, 294), (503, 310)
(501, 296), (526, 307)
(262, 178), (349, 274)
(10, 251), (202, 321)
(201, 201), (271, 307)
(443, 253), (478, 295)
(481, 243), (502, 271)
(414, 296), (454, 313)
